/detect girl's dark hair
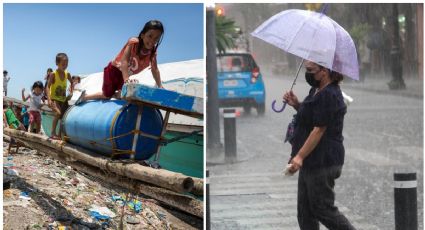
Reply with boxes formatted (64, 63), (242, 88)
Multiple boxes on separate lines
(56, 53), (68, 65)
(319, 66), (344, 84)
(137, 20), (164, 61)
(329, 71), (344, 84)
(32, 81), (44, 90)
(72, 75), (81, 83)
(47, 68), (53, 73)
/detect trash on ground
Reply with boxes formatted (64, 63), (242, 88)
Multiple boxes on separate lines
(19, 191), (31, 200)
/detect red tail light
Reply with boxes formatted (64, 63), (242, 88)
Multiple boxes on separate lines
(251, 67), (260, 83)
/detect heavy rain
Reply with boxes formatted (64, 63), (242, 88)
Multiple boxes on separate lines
(206, 3), (423, 230)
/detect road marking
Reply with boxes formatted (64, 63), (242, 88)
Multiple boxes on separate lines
(211, 187), (297, 196)
(210, 176), (274, 183)
(210, 172), (285, 178)
(349, 105), (421, 111)
(210, 177), (297, 184)
(268, 193), (298, 199)
(267, 134), (282, 144)
(381, 132), (404, 140)
(235, 216), (299, 228)
(212, 209), (295, 220)
(350, 223), (382, 230)
(347, 148), (403, 167)
(364, 131), (384, 140)
(392, 146), (423, 160)
(210, 181), (297, 190)
(211, 201), (296, 212)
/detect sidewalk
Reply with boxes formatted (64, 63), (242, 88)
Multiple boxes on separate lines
(342, 77), (423, 99)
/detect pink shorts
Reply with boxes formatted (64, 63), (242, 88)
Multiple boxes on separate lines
(29, 111), (41, 124)
(102, 62), (124, 98)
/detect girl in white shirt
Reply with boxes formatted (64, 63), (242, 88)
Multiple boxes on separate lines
(22, 81), (45, 133)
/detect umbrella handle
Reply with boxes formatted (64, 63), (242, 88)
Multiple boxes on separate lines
(271, 100), (287, 113)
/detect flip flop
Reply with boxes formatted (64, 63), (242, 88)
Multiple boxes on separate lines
(74, 90), (86, 105)
(125, 79), (139, 84)
(49, 135), (61, 140)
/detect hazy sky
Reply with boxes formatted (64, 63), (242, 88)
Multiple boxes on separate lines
(3, 3), (204, 98)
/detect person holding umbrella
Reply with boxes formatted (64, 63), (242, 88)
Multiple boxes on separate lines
(252, 6), (359, 230)
(284, 61), (356, 229)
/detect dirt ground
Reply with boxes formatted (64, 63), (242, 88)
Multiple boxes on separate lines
(3, 141), (202, 230)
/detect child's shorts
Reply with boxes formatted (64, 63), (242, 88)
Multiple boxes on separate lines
(102, 62), (124, 98)
(51, 100), (69, 118)
(29, 111), (41, 124)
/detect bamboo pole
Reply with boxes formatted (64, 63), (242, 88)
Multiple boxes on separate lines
(69, 162), (203, 218)
(192, 178), (204, 196)
(4, 128), (201, 194)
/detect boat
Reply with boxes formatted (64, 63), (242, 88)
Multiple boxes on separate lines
(39, 59), (204, 179)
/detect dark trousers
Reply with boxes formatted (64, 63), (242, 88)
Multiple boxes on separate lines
(297, 165), (356, 230)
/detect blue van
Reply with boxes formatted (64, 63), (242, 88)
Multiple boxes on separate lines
(217, 53), (266, 115)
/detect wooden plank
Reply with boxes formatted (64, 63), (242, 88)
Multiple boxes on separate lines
(122, 84), (203, 119)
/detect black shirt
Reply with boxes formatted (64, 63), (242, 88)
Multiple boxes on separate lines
(291, 83), (347, 169)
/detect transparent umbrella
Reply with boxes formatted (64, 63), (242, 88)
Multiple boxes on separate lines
(251, 6), (359, 112)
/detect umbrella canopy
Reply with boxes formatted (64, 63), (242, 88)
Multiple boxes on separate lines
(251, 9), (359, 80)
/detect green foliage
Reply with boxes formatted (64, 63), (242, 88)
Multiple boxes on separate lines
(215, 15), (240, 54)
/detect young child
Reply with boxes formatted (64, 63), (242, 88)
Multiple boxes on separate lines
(3, 102), (25, 131)
(3, 102), (25, 155)
(21, 106), (30, 131)
(14, 106), (24, 125)
(72, 75), (81, 84)
(43, 68), (53, 101)
(66, 75), (81, 101)
(77, 20), (164, 104)
(22, 81), (45, 133)
(47, 53), (73, 139)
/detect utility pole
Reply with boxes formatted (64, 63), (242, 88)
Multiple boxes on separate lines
(206, 5), (221, 150)
(388, 3), (406, 90)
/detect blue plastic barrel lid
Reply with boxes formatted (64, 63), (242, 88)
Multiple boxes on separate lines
(113, 104), (163, 160)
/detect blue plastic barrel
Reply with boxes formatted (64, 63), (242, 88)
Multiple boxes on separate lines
(63, 100), (163, 160)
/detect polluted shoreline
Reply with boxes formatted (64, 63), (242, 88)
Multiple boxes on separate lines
(3, 140), (203, 229)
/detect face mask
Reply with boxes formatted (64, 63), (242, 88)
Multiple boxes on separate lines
(305, 72), (321, 87)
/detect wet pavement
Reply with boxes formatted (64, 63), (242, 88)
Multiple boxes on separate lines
(207, 71), (423, 229)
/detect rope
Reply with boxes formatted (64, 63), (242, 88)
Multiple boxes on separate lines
(65, 126), (202, 159)
(160, 130), (203, 146)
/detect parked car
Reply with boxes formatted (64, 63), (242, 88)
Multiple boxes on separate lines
(216, 53), (266, 115)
